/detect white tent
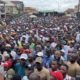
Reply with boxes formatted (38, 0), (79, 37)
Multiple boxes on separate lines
(29, 15), (37, 18)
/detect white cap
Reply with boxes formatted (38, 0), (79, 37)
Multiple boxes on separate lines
(20, 54), (28, 60)
(6, 44), (11, 47)
(51, 42), (57, 48)
(36, 52), (43, 57)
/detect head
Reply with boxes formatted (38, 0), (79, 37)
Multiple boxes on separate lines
(51, 60), (58, 71)
(4, 53), (10, 61)
(46, 49), (51, 57)
(20, 58), (26, 66)
(69, 54), (76, 63)
(36, 45), (42, 52)
(55, 51), (61, 59)
(46, 41), (51, 47)
(5, 44), (11, 53)
(59, 64), (68, 77)
(35, 57), (43, 71)
(20, 54), (28, 66)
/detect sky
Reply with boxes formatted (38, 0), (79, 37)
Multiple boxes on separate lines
(13, 0), (79, 12)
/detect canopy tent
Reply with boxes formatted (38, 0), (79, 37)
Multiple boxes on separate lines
(29, 15), (37, 18)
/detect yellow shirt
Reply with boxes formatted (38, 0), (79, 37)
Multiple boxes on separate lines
(34, 67), (50, 80)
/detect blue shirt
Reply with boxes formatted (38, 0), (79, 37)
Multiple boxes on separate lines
(14, 62), (25, 78)
(43, 55), (52, 68)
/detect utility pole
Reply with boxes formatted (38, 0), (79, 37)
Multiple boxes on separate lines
(78, 0), (80, 12)
(0, 0), (1, 19)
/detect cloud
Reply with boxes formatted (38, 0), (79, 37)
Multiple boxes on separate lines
(14, 0), (79, 12)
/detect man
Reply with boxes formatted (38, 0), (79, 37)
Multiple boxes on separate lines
(34, 57), (50, 80)
(22, 64), (34, 80)
(43, 49), (52, 68)
(60, 64), (72, 80)
(0, 75), (4, 80)
(0, 55), (5, 76)
(76, 32), (80, 43)
(5, 69), (15, 80)
(51, 51), (65, 67)
(67, 54), (79, 78)
(14, 54), (28, 78)
(50, 70), (63, 80)
(50, 60), (58, 72)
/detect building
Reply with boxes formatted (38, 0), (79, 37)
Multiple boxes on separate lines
(74, 5), (80, 13)
(11, 1), (24, 14)
(0, 0), (6, 19)
(0, 0), (24, 19)
(65, 8), (75, 17)
(24, 7), (38, 14)
(5, 1), (18, 15)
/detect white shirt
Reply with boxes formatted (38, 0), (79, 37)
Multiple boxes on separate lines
(10, 50), (17, 60)
(76, 33), (80, 42)
(22, 76), (29, 80)
(50, 42), (57, 48)
(64, 75), (72, 80)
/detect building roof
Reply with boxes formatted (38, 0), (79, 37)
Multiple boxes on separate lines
(11, 1), (23, 4)
(2, 0), (15, 6)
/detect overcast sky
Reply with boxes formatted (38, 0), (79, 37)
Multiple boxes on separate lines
(16, 0), (78, 12)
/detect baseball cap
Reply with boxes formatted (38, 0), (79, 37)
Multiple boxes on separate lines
(36, 52), (43, 57)
(5, 44), (11, 47)
(35, 57), (42, 64)
(20, 54), (28, 60)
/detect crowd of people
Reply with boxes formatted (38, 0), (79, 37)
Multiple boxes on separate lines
(0, 13), (80, 80)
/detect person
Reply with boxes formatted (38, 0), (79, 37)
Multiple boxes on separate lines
(50, 60), (58, 72)
(22, 64), (34, 80)
(5, 68), (15, 80)
(50, 70), (63, 80)
(43, 49), (52, 68)
(34, 57), (50, 80)
(0, 74), (4, 80)
(2, 52), (12, 71)
(76, 32), (80, 43)
(51, 51), (65, 67)
(67, 54), (79, 78)
(0, 55), (5, 76)
(60, 64), (72, 80)
(14, 53), (28, 78)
